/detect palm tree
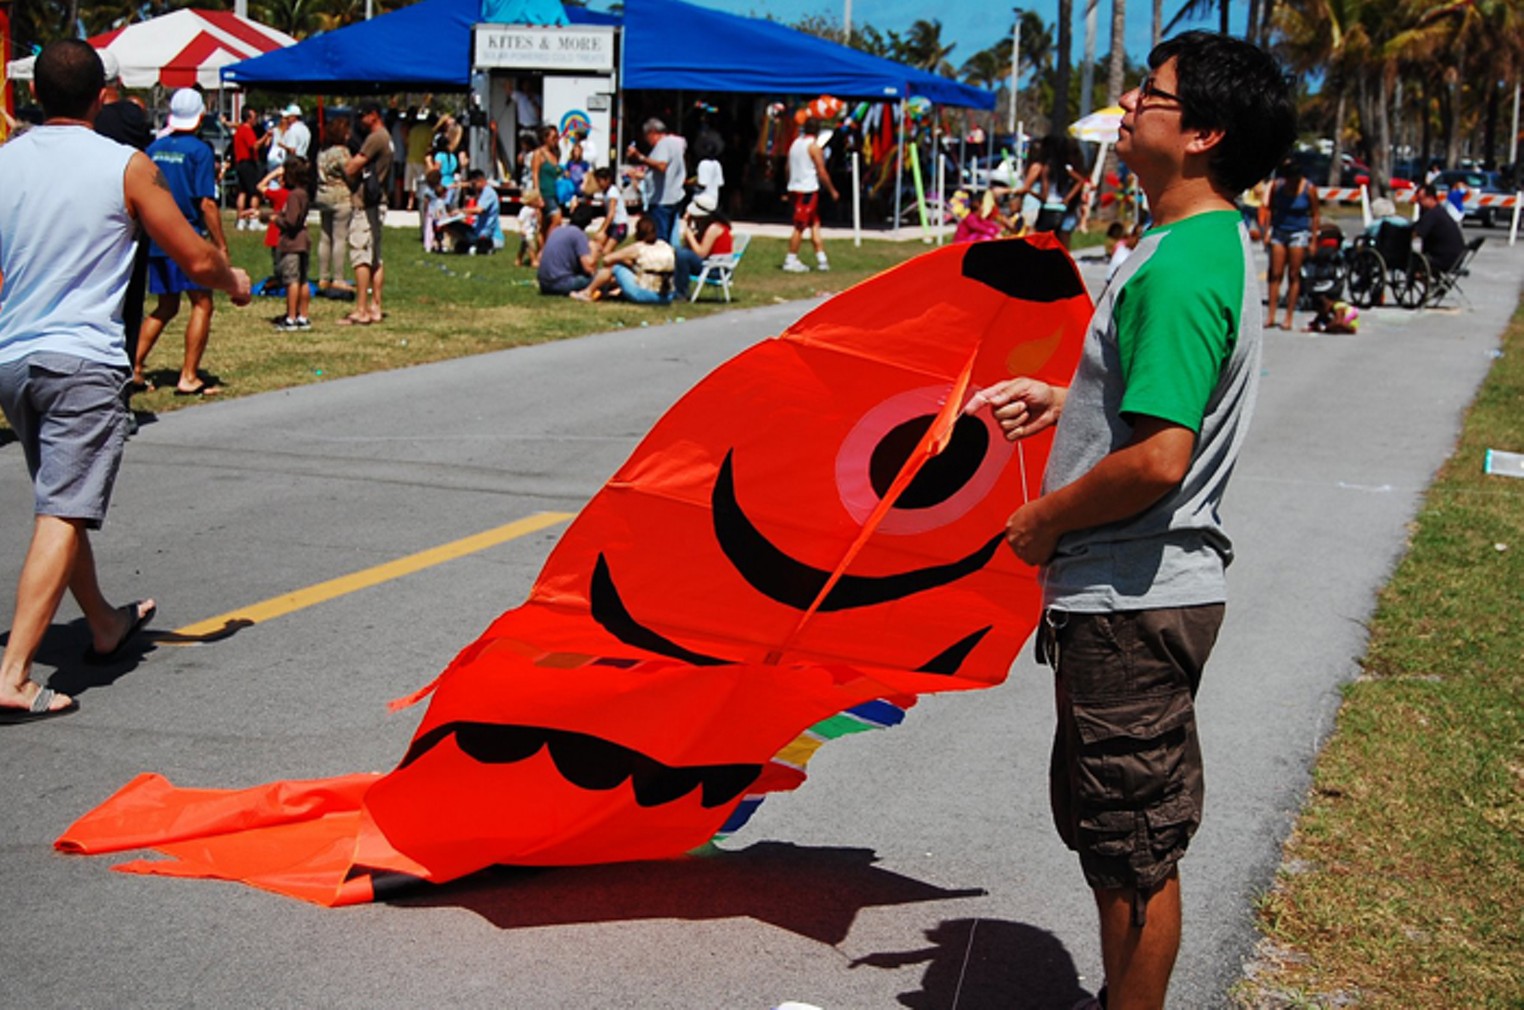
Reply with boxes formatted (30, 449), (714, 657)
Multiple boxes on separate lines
(1165, 0), (1229, 36)
(1274, 0), (1368, 185)
(896, 18), (957, 77)
(1081, 0), (1098, 117)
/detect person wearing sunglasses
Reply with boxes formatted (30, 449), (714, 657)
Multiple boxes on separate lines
(964, 32), (1295, 1010)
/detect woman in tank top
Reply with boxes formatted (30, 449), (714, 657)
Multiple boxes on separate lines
(531, 124), (564, 238)
(1265, 156), (1321, 330)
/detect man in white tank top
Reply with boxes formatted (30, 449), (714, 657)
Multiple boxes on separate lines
(781, 118), (840, 273)
(0, 40), (250, 721)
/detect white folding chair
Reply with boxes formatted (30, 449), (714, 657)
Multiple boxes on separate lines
(690, 233), (750, 303)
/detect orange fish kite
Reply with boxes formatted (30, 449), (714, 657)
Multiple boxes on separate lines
(57, 236), (1091, 905)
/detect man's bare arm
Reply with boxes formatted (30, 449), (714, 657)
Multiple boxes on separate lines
(125, 153), (249, 302)
(1003, 417), (1195, 565)
(810, 144), (840, 200)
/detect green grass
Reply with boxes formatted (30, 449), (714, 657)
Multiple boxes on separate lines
(1239, 299), (1524, 1009)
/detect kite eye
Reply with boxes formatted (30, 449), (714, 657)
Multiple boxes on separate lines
(869, 413), (990, 510)
(837, 387), (1014, 536)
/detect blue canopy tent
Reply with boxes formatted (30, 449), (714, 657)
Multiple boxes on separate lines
(621, 0), (993, 110)
(222, 0), (992, 111)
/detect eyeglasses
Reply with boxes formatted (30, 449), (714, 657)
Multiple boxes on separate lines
(1138, 75), (1184, 107)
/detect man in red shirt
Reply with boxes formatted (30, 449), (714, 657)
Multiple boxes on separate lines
(232, 106), (262, 230)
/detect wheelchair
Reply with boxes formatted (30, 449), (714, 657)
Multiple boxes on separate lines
(1346, 220), (1429, 309)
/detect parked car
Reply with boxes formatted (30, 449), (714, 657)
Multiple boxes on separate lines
(1436, 169), (1507, 228)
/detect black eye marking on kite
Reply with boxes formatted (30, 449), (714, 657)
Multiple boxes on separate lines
(713, 451), (1004, 612)
(397, 722), (762, 809)
(869, 413), (991, 510)
(591, 554), (730, 666)
(915, 626), (993, 675)
(961, 239), (1086, 302)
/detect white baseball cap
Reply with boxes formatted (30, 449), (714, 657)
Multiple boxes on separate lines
(282, 103), (303, 117)
(166, 88), (204, 132)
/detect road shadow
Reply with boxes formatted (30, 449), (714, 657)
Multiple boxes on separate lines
(1, 617), (251, 698)
(391, 840), (985, 946)
(852, 917), (1089, 1009)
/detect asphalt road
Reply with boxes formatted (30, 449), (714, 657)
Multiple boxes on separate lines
(3, 233), (1521, 1010)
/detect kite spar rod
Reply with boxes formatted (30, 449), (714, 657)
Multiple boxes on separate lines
(763, 345), (982, 665)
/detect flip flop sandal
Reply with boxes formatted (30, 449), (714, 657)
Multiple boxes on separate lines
(83, 601), (157, 664)
(0, 687), (79, 723)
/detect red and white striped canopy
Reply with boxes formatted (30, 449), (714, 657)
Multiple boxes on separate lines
(8, 9), (295, 90)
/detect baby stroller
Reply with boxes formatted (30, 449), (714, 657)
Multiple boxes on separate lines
(1298, 223), (1347, 308)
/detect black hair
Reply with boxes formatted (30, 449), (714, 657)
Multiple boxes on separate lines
(467, 168), (486, 182)
(1417, 183), (1440, 200)
(635, 215), (658, 242)
(357, 100), (383, 121)
(570, 203), (600, 229)
(1106, 221), (1127, 239)
(34, 39), (104, 121)
(593, 166), (614, 185)
(802, 118), (821, 136)
(1148, 31), (1296, 194)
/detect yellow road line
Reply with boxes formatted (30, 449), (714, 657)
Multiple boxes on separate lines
(171, 511), (574, 638)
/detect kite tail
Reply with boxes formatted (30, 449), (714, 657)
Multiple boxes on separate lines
(711, 697), (913, 841)
(54, 771), (415, 907)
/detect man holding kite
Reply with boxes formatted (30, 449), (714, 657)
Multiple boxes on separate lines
(966, 31), (1295, 1010)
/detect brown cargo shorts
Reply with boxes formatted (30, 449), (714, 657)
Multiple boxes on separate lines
(1037, 604), (1224, 894)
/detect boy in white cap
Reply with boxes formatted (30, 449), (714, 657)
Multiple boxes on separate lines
(135, 87), (227, 396)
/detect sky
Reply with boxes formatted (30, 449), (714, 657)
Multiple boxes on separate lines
(673, 0), (1227, 75)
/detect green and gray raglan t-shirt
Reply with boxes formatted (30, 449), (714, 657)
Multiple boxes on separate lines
(1041, 209), (1262, 611)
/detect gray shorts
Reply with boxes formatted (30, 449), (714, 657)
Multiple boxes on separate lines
(1037, 605), (1224, 896)
(278, 251), (309, 287)
(0, 353), (131, 529)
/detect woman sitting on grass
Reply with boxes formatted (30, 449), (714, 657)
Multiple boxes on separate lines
(571, 216), (674, 304)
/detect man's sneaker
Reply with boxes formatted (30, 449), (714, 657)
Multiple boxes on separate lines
(782, 258), (809, 273)
(815, 256), (830, 272)
(295, 317), (312, 330)
(1072, 984), (1108, 1009)
(273, 317), (302, 332)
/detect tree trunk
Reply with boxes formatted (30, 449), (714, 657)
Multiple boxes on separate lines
(1151, 0), (1161, 49)
(1219, 0), (1229, 35)
(1107, 0), (1125, 105)
(1329, 89), (1346, 193)
(1375, 65), (1395, 196)
(1054, 0), (1073, 129)
(1247, 0), (1260, 45)
(1081, 0), (1098, 116)
(1444, 65), (1461, 170)
(1483, 80), (1500, 169)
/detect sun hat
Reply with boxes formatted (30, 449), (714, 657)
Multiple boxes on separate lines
(166, 88), (205, 132)
(691, 191), (718, 215)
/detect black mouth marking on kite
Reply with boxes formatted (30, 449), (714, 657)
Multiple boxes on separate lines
(591, 554), (731, 666)
(961, 239), (1087, 302)
(398, 722), (763, 809)
(592, 553), (993, 675)
(712, 451), (1004, 612)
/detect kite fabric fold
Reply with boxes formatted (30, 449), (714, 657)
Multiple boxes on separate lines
(56, 236), (1092, 906)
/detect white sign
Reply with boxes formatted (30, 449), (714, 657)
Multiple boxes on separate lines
(474, 25), (615, 72)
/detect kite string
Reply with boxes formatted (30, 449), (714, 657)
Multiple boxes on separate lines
(950, 916), (979, 1009)
(1017, 440), (1029, 504)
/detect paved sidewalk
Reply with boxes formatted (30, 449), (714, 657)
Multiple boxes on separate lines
(1, 235), (1520, 1009)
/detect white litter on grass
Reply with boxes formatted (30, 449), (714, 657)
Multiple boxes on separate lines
(1484, 449), (1524, 479)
